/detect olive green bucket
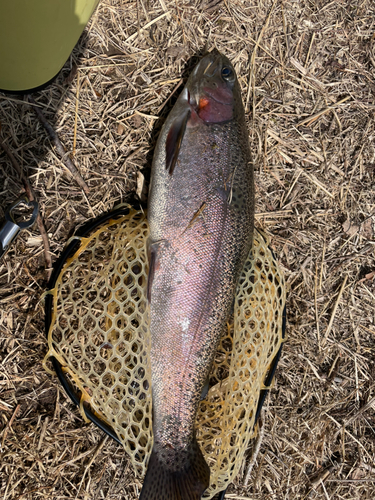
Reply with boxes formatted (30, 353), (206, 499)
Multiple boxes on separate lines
(0, 0), (99, 93)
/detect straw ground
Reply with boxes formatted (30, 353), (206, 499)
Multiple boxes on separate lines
(1, 1), (375, 499)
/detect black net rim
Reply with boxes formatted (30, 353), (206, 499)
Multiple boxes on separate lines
(44, 205), (133, 445)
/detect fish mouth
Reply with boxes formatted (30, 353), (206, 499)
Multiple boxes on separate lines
(199, 51), (234, 105)
(201, 50), (222, 78)
(202, 59), (219, 78)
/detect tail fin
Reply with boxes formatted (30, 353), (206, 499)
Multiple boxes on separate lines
(139, 440), (210, 500)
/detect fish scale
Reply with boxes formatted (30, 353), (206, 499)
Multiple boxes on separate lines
(140, 49), (254, 500)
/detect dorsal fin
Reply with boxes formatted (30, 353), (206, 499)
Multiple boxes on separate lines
(165, 109), (190, 175)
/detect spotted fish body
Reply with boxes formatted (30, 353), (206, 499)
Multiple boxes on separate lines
(140, 50), (254, 500)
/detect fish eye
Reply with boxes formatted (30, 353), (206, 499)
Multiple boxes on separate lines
(221, 66), (233, 80)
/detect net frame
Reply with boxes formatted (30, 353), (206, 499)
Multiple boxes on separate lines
(44, 205), (286, 499)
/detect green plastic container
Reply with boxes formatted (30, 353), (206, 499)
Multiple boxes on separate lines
(0, 0), (99, 93)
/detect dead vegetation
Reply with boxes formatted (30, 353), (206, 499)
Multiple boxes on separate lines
(1, 0), (375, 499)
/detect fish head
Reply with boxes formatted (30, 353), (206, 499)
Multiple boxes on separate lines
(160, 50), (244, 175)
(184, 49), (238, 124)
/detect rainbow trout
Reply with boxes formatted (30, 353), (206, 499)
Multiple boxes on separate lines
(140, 49), (254, 500)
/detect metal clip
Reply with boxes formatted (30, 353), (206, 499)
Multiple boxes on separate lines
(0, 197), (39, 260)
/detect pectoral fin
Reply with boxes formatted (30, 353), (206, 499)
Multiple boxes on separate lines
(165, 109), (190, 175)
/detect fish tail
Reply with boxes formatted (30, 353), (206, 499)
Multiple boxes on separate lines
(139, 439), (210, 500)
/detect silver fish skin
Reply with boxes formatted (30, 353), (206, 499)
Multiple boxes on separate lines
(140, 49), (254, 500)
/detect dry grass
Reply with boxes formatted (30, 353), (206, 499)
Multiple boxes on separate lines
(1, 0), (375, 499)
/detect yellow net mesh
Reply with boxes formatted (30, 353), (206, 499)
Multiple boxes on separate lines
(44, 206), (285, 498)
